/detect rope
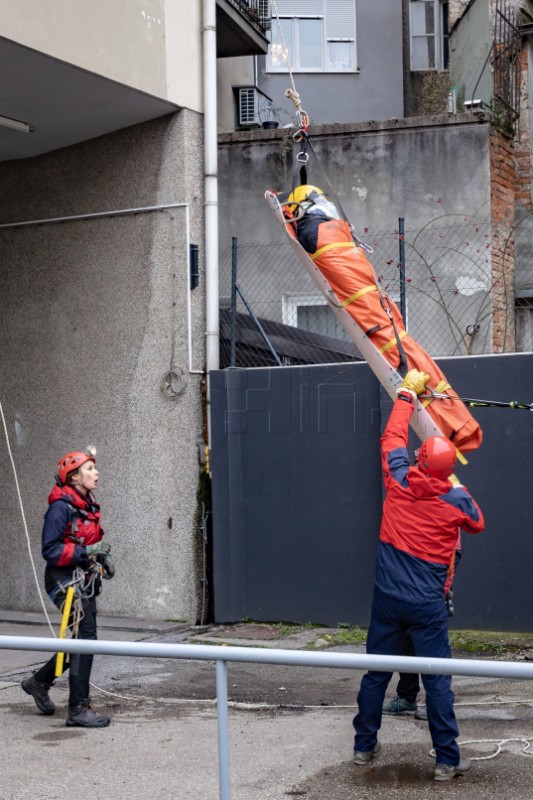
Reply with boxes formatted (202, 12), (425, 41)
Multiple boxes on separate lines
(420, 391), (533, 411)
(430, 737), (533, 761)
(270, 0), (298, 101)
(0, 399), (56, 638)
(0, 396), (128, 700)
(270, 0), (309, 130)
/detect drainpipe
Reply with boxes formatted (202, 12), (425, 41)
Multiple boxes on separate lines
(203, 0), (219, 379)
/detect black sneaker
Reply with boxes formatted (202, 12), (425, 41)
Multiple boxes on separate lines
(21, 675), (56, 716)
(66, 700), (111, 728)
(383, 695), (417, 715)
(434, 757), (473, 781)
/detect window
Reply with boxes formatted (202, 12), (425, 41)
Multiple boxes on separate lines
(268, 0), (357, 73)
(515, 298), (533, 352)
(410, 0), (449, 71)
(282, 294), (352, 341)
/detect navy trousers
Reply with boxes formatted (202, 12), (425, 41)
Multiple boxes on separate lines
(353, 586), (460, 766)
(34, 594), (97, 708)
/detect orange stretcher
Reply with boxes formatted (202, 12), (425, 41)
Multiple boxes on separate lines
(282, 214), (482, 454)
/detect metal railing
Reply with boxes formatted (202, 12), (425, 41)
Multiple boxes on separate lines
(2, 635), (533, 799)
(225, 0), (270, 34)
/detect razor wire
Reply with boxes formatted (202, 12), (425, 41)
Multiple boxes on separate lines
(219, 219), (533, 369)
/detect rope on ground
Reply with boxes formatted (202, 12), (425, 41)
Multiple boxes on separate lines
(431, 738), (533, 761)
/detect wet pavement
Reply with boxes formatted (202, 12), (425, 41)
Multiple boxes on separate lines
(1, 613), (533, 799)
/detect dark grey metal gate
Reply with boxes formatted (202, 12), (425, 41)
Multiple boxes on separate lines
(211, 354), (533, 631)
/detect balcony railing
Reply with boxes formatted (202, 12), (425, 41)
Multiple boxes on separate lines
(225, 0), (270, 35)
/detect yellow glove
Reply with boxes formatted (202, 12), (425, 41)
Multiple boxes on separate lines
(396, 369), (430, 397)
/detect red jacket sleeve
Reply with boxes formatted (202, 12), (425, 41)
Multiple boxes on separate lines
(381, 393), (414, 483)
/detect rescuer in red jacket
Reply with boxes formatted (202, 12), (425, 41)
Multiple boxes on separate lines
(352, 369), (485, 782)
(21, 450), (113, 728)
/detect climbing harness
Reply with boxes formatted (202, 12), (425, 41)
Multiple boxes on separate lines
(53, 560), (104, 677)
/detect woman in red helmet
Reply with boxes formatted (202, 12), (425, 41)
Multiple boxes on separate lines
(353, 369), (485, 781)
(21, 450), (112, 728)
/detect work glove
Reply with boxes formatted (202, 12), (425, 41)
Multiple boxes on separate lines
(101, 555), (116, 580)
(395, 369), (430, 399)
(86, 540), (111, 557)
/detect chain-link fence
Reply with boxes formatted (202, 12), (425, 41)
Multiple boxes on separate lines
(219, 217), (531, 369)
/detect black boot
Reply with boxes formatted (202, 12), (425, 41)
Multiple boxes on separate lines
(66, 699), (111, 728)
(21, 674), (56, 715)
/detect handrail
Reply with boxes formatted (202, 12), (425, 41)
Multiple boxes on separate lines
(225, 0), (270, 35)
(3, 634), (533, 800)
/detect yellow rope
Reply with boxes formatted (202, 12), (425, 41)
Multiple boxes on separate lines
(55, 585), (75, 677)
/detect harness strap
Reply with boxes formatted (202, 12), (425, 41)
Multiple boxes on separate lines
(310, 241), (355, 260)
(378, 329), (408, 354)
(341, 284), (377, 307)
(422, 381), (452, 408)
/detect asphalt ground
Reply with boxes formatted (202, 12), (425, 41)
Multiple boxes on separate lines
(1, 614), (533, 800)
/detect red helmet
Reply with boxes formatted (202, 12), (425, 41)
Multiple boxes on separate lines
(417, 437), (456, 480)
(56, 451), (95, 485)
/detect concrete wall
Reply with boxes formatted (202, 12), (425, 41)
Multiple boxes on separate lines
(0, 111), (206, 620)
(217, 56), (255, 132)
(449, 0), (493, 110)
(218, 114), (494, 357)
(0, 0), (203, 112)
(257, 0), (404, 126)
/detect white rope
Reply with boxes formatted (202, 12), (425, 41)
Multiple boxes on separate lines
(270, 0), (307, 120)
(0, 398), (128, 699)
(270, 0), (298, 97)
(431, 738), (533, 761)
(0, 399), (56, 637)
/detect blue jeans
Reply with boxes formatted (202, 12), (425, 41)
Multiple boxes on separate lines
(353, 586), (460, 766)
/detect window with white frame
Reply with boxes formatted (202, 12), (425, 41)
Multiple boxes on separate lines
(410, 0), (449, 71)
(282, 294), (352, 341)
(283, 288), (405, 341)
(268, 0), (357, 73)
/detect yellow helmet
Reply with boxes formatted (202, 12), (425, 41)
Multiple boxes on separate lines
(286, 184), (324, 213)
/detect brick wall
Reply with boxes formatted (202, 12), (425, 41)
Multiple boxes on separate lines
(490, 128), (517, 351)
(515, 46), (533, 213)
(449, 0), (471, 29)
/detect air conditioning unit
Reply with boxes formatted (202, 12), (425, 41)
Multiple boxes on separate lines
(235, 86), (273, 128)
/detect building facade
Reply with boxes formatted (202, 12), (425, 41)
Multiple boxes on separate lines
(0, 0), (268, 619)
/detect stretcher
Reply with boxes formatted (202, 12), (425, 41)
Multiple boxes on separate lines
(265, 190), (483, 457)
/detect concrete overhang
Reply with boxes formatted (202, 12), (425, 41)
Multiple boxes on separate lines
(0, 37), (179, 162)
(216, 0), (269, 58)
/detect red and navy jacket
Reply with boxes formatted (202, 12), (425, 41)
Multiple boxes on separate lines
(41, 485), (104, 569)
(375, 392), (485, 604)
